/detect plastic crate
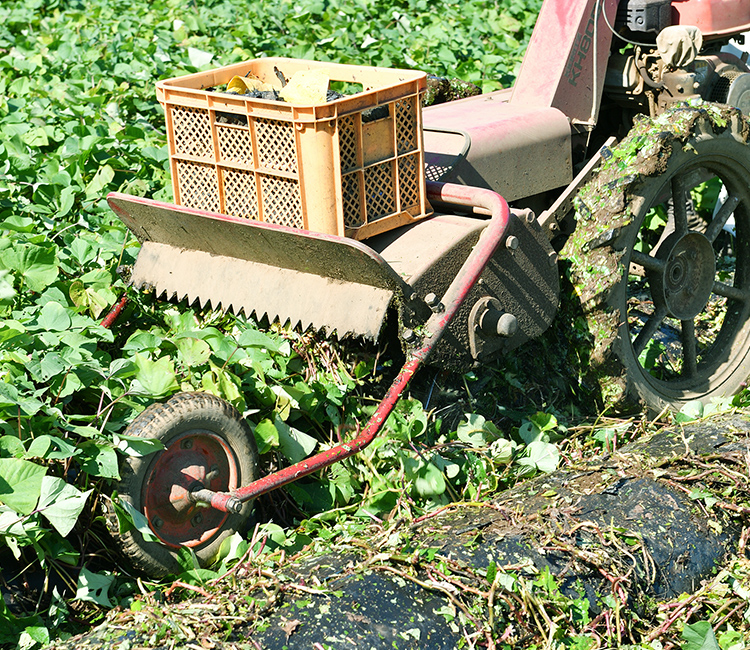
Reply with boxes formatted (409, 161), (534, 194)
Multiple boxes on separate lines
(156, 57), (432, 240)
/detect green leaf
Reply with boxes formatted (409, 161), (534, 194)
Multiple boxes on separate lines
(414, 462), (446, 497)
(276, 417), (317, 463)
(117, 498), (160, 543)
(58, 186), (76, 218)
(25, 435), (52, 459)
(19, 625), (50, 648)
(113, 434), (165, 457)
(456, 414), (491, 446)
(0, 436), (26, 458)
(689, 487), (718, 509)
(175, 337), (211, 367)
(518, 420), (543, 444)
(254, 418), (280, 455)
(187, 47), (214, 68)
(75, 567), (115, 608)
(38, 476), (92, 537)
(682, 620), (720, 650)
(131, 353), (179, 398)
(0, 458), (46, 515)
(403, 457), (446, 497)
(84, 164), (115, 199)
(78, 441), (119, 479)
(0, 270), (16, 304)
(489, 438), (515, 464)
(676, 399), (704, 423)
(528, 411), (557, 432)
(486, 561), (497, 584)
(237, 327), (284, 353)
(69, 281), (109, 319)
(520, 440), (559, 474)
(7, 243), (59, 292)
(37, 301), (73, 332)
(0, 382), (44, 417)
(257, 522), (288, 547)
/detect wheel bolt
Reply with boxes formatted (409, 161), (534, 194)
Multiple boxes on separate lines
(206, 465), (220, 482)
(181, 439), (193, 450)
(153, 517), (163, 529)
(191, 514), (203, 527)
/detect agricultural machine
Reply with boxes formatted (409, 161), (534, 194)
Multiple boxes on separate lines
(107, 0), (750, 576)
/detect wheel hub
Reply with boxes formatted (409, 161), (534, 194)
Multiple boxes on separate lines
(650, 231), (716, 320)
(143, 430), (237, 548)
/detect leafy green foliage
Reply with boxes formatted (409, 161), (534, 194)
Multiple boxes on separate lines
(683, 621), (720, 650)
(0, 0), (544, 644)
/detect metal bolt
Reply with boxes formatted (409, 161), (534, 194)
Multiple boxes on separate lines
(181, 439), (193, 450)
(226, 497), (243, 515)
(153, 517), (163, 529)
(191, 513), (203, 527)
(496, 313), (519, 338)
(424, 293), (444, 313)
(506, 235), (519, 250)
(549, 251), (559, 267)
(402, 328), (416, 343)
(205, 465), (220, 482)
(524, 210), (536, 224)
(479, 307), (518, 338)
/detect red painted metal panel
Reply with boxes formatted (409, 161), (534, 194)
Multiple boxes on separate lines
(672, 0), (750, 37)
(511, 0), (618, 127)
(423, 95), (572, 200)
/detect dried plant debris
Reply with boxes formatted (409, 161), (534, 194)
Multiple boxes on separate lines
(49, 413), (750, 649)
(423, 75), (482, 106)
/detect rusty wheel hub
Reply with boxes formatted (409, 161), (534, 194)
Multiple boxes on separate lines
(143, 430), (238, 548)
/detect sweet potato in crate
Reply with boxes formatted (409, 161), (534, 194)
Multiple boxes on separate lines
(156, 57), (432, 240)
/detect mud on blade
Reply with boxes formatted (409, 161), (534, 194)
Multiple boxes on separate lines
(107, 194), (412, 338)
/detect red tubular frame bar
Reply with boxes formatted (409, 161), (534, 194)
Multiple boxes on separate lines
(199, 182), (511, 514)
(101, 294), (129, 329)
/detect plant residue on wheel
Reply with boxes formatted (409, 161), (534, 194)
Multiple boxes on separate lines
(561, 102), (750, 408)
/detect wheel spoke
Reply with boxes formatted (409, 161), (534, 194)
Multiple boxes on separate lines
(713, 280), (750, 302)
(671, 175), (689, 235)
(632, 304), (668, 357)
(631, 250), (665, 273)
(705, 193), (741, 243)
(681, 318), (698, 379)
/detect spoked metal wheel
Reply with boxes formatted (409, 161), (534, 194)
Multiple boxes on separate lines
(610, 117), (750, 411)
(108, 392), (259, 578)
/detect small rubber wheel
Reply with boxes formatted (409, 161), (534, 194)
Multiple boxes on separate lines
(110, 392), (259, 578)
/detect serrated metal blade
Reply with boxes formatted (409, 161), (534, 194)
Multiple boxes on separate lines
(131, 242), (392, 339)
(108, 193), (415, 339)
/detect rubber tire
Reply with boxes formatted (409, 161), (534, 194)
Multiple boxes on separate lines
(109, 392), (259, 578)
(590, 115), (750, 413)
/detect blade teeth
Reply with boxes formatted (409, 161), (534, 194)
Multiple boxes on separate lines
(133, 281), (368, 340)
(129, 243), (390, 341)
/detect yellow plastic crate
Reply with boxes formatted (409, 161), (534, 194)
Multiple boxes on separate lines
(156, 57), (432, 240)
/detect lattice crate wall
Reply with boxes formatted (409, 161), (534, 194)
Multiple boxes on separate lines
(158, 57), (432, 240)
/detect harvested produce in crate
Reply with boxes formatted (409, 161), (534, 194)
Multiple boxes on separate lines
(156, 57), (432, 240)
